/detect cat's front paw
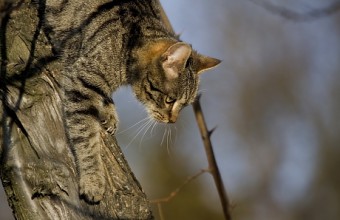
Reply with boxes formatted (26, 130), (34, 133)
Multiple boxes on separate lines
(101, 115), (117, 135)
(79, 174), (106, 203)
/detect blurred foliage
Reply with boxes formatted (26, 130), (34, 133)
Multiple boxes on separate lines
(145, 150), (223, 220)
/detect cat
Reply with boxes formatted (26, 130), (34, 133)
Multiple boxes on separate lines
(44, 0), (220, 203)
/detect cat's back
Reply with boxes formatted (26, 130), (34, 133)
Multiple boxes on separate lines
(44, 0), (125, 55)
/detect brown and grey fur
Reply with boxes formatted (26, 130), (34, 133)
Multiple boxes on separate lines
(44, 0), (220, 203)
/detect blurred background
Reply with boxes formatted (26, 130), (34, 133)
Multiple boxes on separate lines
(1, 0), (340, 219)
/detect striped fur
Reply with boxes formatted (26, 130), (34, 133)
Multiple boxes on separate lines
(44, 0), (220, 203)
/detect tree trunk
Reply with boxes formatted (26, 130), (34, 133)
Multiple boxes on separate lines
(0, 0), (153, 219)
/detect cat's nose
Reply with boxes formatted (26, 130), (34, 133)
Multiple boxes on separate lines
(168, 113), (178, 123)
(168, 118), (176, 123)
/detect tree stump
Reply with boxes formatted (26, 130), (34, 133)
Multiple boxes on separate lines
(0, 0), (153, 219)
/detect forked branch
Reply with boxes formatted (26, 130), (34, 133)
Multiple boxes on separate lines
(156, 1), (232, 219)
(192, 95), (232, 220)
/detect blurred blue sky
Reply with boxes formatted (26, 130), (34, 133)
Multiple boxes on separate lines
(1, 0), (339, 219)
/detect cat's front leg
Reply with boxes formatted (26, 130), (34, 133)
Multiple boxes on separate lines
(64, 112), (106, 203)
(63, 79), (108, 203)
(65, 112), (106, 203)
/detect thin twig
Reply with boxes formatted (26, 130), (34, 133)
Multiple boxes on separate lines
(157, 203), (165, 220)
(151, 169), (208, 220)
(249, 0), (340, 22)
(150, 169), (208, 204)
(192, 94), (232, 220)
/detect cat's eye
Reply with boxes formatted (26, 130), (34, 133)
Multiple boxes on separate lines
(185, 57), (192, 68)
(165, 96), (176, 104)
(149, 80), (163, 93)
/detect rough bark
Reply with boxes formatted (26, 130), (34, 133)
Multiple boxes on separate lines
(0, 0), (153, 219)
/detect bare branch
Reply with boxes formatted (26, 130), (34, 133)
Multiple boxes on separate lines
(208, 126), (218, 138)
(192, 95), (232, 220)
(156, 2), (232, 219)
(156, 203), (165, 220)
(249, 0), (340, 22)
(150, 169), (208, 204)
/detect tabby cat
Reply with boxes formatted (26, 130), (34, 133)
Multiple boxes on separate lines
(44, 0), (220, 203)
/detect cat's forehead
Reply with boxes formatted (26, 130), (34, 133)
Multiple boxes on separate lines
(169, 73), (197, 91)
(174, 81), (199, 104)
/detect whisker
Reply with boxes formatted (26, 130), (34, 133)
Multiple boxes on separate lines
(139, 119), (154, 148)
(166, 128), (171, 155)
(169, 127), (173, 145)
(161, 126), (167, 147)
(117, 117), (149, 134)
(150, 121), (158, 136)
(173, 125), (178, 143)
(124, 118), (153, 149)
(198, 88), (208, 94)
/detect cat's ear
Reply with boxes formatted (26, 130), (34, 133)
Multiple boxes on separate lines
(196, 54), (221, 74)
(162, 42), (192, 80)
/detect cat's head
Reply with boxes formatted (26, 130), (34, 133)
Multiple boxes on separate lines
(132, 40), (220, 123)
